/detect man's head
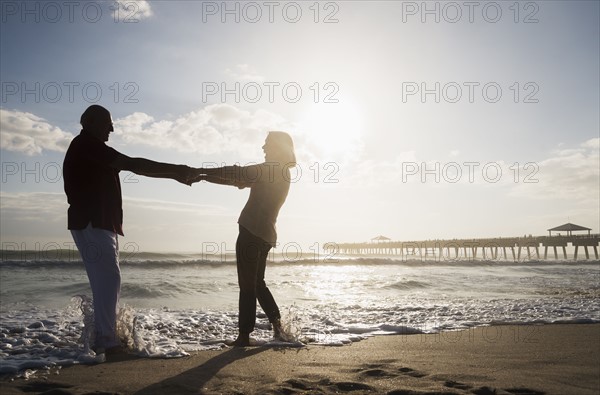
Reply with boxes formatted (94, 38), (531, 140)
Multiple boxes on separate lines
(80, 105), (114, 142)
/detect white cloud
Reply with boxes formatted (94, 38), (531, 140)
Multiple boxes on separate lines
(123, 196), (231, 216)
(510, 138), (600, 203)
(0, 191), (237, 250)
(1, 191), (230, 221)
(581, 137), (599, 150)
(113, 103), (290, 157)
(0, 192), (67, 222)
(0, 108), (74, 155)
(343, 139), (599, 202)
(224, 64), (265, 82)
(1, 104), (294, 159)
(346, 151), (418, 187)
(111, 0), (153, 20)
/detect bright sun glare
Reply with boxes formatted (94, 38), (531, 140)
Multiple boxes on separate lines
(299, 99), (364, 158)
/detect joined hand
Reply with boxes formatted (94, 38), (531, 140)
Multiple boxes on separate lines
(174, 166), (204, 186)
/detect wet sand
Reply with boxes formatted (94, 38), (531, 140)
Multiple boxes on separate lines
(1, 324), (598, 395)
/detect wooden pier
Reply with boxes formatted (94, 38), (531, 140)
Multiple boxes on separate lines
(324, 234), (600, 261)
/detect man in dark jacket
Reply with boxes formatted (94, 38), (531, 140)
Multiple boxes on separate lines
(63, 104), (193, 355)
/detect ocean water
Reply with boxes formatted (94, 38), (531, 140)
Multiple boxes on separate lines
(1, 253), (599, 375)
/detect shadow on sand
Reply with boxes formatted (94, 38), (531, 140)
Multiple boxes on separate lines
(133, 347), (267, 394)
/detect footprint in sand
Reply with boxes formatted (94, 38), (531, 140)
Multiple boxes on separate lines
(17, 381), (75, 394)
(444, 380), (473, 390)
(362, 368), (396, 377)
(504, 388), (545, 395)
(471, 386), (499, 395)
(386, 390), (461, 395)
(397, 367), (428, 378)
(333, 381), (376, 392)
(353, 363), (397, 378)
(353, 363), (429, 380)
(280, 377), (375, 394)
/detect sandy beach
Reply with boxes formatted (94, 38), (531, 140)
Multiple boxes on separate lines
(1, 324), (598, 395)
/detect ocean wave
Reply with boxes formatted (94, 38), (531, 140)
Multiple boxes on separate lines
(52, 282), (92, 295)
(2, 255), (599, 269)
(121, 283), (177, 299)
(0, 258), (232, 269)
(384, 280), (431, 290)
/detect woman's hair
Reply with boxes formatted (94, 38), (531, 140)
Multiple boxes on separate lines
(268, 131), (297, 167)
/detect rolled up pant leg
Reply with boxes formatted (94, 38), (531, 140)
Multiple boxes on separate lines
(71, 223), (121, 349)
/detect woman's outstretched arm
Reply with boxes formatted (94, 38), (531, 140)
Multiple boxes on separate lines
(196, 175), (252, 189)
(195, 165), (244, 179)
(191, 167), (253, 189)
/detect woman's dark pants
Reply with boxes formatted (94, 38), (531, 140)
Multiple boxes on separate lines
(236, 225), (281, 334)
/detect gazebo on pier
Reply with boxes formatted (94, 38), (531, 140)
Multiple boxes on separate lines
(547, 223), (592, 237)
(371, 235), (391, 243)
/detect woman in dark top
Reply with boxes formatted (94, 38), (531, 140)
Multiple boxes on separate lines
(193, 131), (296, 346)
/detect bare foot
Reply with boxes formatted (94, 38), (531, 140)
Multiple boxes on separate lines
(227, 333), (252, 347)
(272, 319), (290, 341)
(231, 338), (250, 347)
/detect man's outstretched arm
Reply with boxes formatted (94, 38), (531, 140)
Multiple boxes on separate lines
(191, 174), (251, 189)
(111, 154), (194, 185)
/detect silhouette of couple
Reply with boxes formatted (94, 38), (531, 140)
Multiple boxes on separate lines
(63, 105), (296, 354)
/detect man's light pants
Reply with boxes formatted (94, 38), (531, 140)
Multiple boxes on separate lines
(71, 223), (121, 349)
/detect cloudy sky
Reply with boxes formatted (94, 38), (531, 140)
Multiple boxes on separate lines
(1, 0), (598, 253)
